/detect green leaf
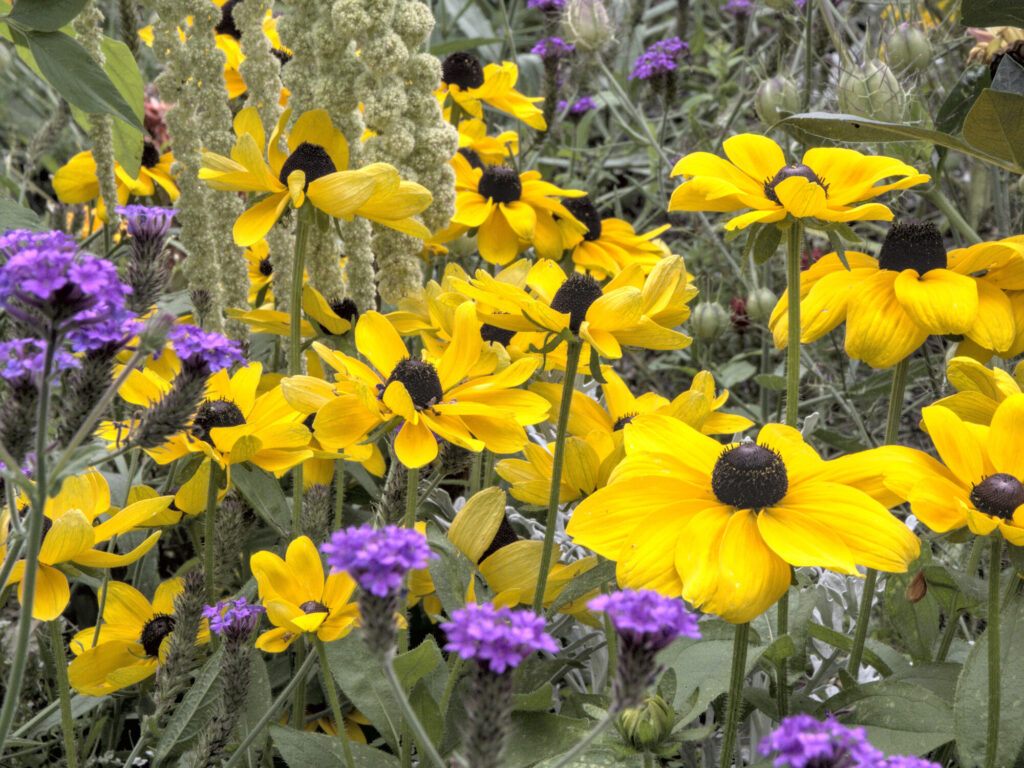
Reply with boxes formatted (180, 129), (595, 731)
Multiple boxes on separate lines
(505, 713), (592, 768)
(547, 558), (615, 615)
(0, 196), (46, 231)
(429, 37), (502, 56)
(22, 29), (142, 130)
(101, 36), (144, 176)
(270, 725), (401, 768)
(884, 567), (940, 663)
(961, 0), (1024, 27)
(152, 647), (223, 766)
(512, 683), (555, 712)
(935, 67), (991, 136)
(231, 464), (290, 536)
(806, 623), (893, 676)
(962, 88), (1024, 168)
(954, 591), (1024, 767)
(991, 53), (1024, 97)
(4, 0), (89, 31)
(754, 374), (787, 391)
(824, 680), (954, 755)
(752, 225), (782, 266)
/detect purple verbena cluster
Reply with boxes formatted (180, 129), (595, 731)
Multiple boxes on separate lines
(117, 205), (178, 245)
(629, 37), (689, 81)
(531, 36), (574, 60)
(0, 339), (79, 382)
(759, 714), (884, 768)
(321, 525), (434, 597)
(722, 0), (753, 15)
(0, 229), (77, 263)
(589, 590), (701, 651)
(526, 0), (565, 10)
(558, 95), (598, 116)
(202, 597), (265, 636)
(167, 324), (244, 372)
(442, 604), (558, 674)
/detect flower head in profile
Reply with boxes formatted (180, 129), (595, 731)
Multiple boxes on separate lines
(53, 142), (179, 218)
(668, 133), (929, 230)
(441, 603), (558, 674)
(929, 356), (1024, 426)
(630, 37), (688, 81)
(438, 52), (546, 130)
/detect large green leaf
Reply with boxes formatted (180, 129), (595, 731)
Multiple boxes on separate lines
(231, 463), (290, 535)
(270, 725), (400, 768)
(505, 713), (592, 768)
(961, 0), (1024, 26)
(152, 648), (223, 767)
(4, 0), (90, 31)
(954, 592), (1024, 767)
(962, 88), (1024, 168)
(935, 67), (990, 136)
(0, 196), (46, 231)
(884, 565), (940, 663)
(76, 37), (144, 176)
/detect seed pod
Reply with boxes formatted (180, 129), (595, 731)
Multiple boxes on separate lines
(616, 694), (676, 751)
(746, 287), (778, 323)
(754, 76), (801, 125)
(885, 24), (932, 75)
(564, 0), (615, 53)
(691, 302), (731, 341)
(838, 60), (906, 123)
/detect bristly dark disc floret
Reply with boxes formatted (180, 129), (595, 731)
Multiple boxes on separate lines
(613, 413), (637, 431)
(970, 473), (1024, 520)
(479, 515), (519, 562)
(550, 272), (604, 333)
(140, 614), (176, 657)
(141, 141), (162, 169)
(478, 166), (522, 204)
(711, 443), (788, 509)
(192, 399), (247, 444)
(458, 148), (484, 170)
(562, 195), (603, 242)
(258, 256), (273, 276)
(329, 298), (359, 323)
(442, 51), (485, 90)
(763, 164), (829, 205)
(214, 0), (242, 38)
(378, 358), (445, 410)
(480, 323), (515, 346)
(278, 142), (337, 189)
(877, 220), (947, 275)
(299, 600), (330, 615)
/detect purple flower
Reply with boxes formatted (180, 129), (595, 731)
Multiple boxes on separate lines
(117, 205), (178, 243)
(629, 37), (689, 81)
(167, 324), (244, 372)
(203, 597), (265, 636)
(589, 590), (700, 650)
(759, 714), (885, 768)
(527, 0), (565, 10)
(531, 36), (574, 60)
(322, 525), (434, 598)
(0, 339), (79, 382)
(442, 604), (558, 674)
(557, 95), (598, 116)
(880, 759), (941, 768)
(0, 229), (77, 264)
(723, 0), (753, 15)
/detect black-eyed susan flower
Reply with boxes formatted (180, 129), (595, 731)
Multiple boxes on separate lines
(449, 153), (585, 265)
(228, 284), (353, 338)
(69, 579), (210, 696)
(438, 52), (546, 130)
(567, 415), (920, 623)
(199, 107), (432, 246)
(53, 142), (179, 218)
(494, 436), (605, 505)
(283, 304), (551, 468)
(457, 118), (519, 166)
(250, 536), (360, 652)
(768, 222), (1021, 369)
(3, 472), (170, 620)
(929, 356), (1024, 425)
(668, 133), (929, 230)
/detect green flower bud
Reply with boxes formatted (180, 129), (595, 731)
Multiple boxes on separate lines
(691, 302), (730, 341)
(564, 0), (615, 53)
(745, 287), (778, 323)
(884, 24), (932, 74)
(615, 694), (675, 751)
(137, 312), (176, 356)
(838, 60), (905, 123)
(754, 76), (801, 126)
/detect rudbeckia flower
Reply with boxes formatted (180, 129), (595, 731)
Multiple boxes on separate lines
(284, 303), (551, 468)
(449, 153), (585, 265)
(880, 395), (1024, 544)
(228, 284), (354, 338)
(457, 118), (519, 166)
(769, 222), (1020, 369)
(53, 143), (179, 219)
(568, 415), (920, 623)
(668, 133), (929, 230)
(495, 436), (605, 505)
(69, 579), (210, 696)
(3, 472), (170, 620)
(929, 356), (1024, 426)
(199, 107), (433, 246)
(438, 52), (546, 130)
(250, 536), (360, 651)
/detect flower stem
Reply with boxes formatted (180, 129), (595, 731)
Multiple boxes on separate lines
(784, 221), (803, 428)
(204, 462), (223, 605)
(334, 459), (346, 530)
(720, 622), (749, 768)
(775, 589), (789, 718)
(883, 357), (909, 446)
(532, 338), (583, 613)
(48, 620), (78, 768)
(549, 710), (617, 768)
(923, 188), (982, 245)
(985, 534), (1003, 768)
(289, 210), (311, 376)
(314, 637), (355, 768)
(404, 465), (419, 528)
(383, 653), (447, 768)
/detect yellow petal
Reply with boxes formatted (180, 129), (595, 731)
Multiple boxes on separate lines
(355, 311), (408, 378)
(394, 419), (438, 468)
(893, 269), (978, 335)
(448, 487), (507, 562)
(39, 510), (95, 565)
(234, 192), (291, 247)
(774, 176), (828, 218)
(920, 404), (988, 483)
(989, 394), (1024, 478)
(21, 564), (70, 621)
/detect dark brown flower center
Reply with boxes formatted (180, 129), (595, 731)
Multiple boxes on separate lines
(192, 400), (246, 444)
(877, 220), (947, 274)
(329, 298), (359, 323)
(480, 323), (515, 346)
(258, 256), (273, 276)
(479, 515), (519, 562)
(141, 141), (161, 169)
(272, 49), (292, 66)
(970, 473), (1024, 520)
(278, 142), (337, 190)
(140, 614), (175, 657)
(379, 359), (444, 410)
(300, 600), (329, 615)
(458, 148), (484, 170)
(442, 51), (485, 90)
(711, 443), (788, 509)
(562, 195), (603, 242)
(550, 273), (604, 333)
(763, 164), (828, 205)
(478, 166), (522, 204)
(215, 0), (242, 38)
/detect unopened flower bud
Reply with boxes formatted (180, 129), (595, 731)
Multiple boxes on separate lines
(616, 694), (675, 751)
(905, 570), (927, 603)
(691, 302), (730, 342)
(564, 0), (614, 53)
(137, 312), (175, 356)
(754, 76), (801, 125)
(745, 287), (778, 323)
(838, 60), (905, 123)
(885, 24), (932, 74)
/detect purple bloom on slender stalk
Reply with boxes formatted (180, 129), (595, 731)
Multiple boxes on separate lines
(203, 597), (265, 637)
(117, 205), (178, 244)
(557, 95), (598, 116)
(531, 36), (575, 60)
(527, 0), (565, 10)
(322, 525), (434, 598)
(442, 604), (558, 674)
(723, 0), (753, 15)
(759, 714), (884, 768)
(167, 324), (244, 373)
(0, 339), (79, 382)
(629, 37), (689, 81)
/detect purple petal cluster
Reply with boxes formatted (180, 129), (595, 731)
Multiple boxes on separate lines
(526, 0), (565, 9)
(116, 205), (178, 244)
(531, 37), (574, 60)
(589, 590), (700, 651)
(0, 229), (78, 263)
(167, 324), (244, 372)
(0, 339), (79, 382)
(722, 0), (753, 15)
(442, 604), (558, 674)
(202, 597), (265, 635)
(629, 37), (689, 81)
(322, 525), (435, 597)
(759, 714), (884, 768)
(557, 95), (598, 115)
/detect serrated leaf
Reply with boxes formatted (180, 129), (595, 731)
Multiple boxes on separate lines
(270, 725), (401, 768)
(962, 88), (1024, 168)
(4, 0), (89, 31)
(152, 647), (223, 766)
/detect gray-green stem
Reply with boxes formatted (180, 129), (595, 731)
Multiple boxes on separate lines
(985, 534), (1002, 768)
(49, 619), (78, 768)
(314, 637), (355, 768)
(720, 622), (750, 768)
(532, 339), (582, 613)
(785, 222), (803, 427)
(204, 462), (223, 604)
(290, 211), (311, 375)
(383, 653), (447, 768)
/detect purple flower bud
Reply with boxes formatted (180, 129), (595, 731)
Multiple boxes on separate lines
(116, 205), (178, 246)
(441, 604), (558, 674)
(531, 36), (575, 60)
(203, 597), (265, 637)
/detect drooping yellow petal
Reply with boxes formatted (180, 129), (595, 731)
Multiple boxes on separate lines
(234, 192), (291, 247)
(920, 404), (988, 483)
(893, 269), (978, 335)
(355, 311), (408, 378)
(39, 510), (95, 565)
(845, 271), (929, 369)
(449, 487), (507, 562)
(394, 419), (439, 468)
(21, 564), (71, 621)
(989, 394), (1024, 478)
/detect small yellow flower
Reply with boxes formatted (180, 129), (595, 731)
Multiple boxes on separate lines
(457, 118), (519, 166)
(53, 143), (179, 218)
(929, 356), (1024, 425)
(438, 52), (546, 130)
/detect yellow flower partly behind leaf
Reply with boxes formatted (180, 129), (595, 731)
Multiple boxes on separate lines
(930, 357), (1024, 425)
(438, 52), (546, 130)
(53, 144), (179, 219)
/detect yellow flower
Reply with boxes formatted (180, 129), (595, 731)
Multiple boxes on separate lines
(457, 118), (519, 166)
(929, 357), (1024, 426)
(952, 234), (1024, 362)
(495, 436), (606, 506)
(568, 415), (920, 623)
(53, 144), (179, 218)
(69, 579), (210, 696)
(769, 225), (1023, 369)
(438, 53), (546, 130)
(229, 284), (354, 338)
(880, 395), (1024, 545)
(449, 153), (585, 265)
(4, 472), (170, 621)
(244, 239), (275, 305)
(251, 536), (360, 651)
(668, 133), (929, 230)
(199, 107), (432, 246)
